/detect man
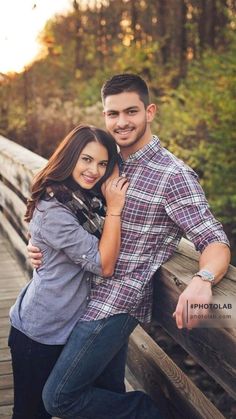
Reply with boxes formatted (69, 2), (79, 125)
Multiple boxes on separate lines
(28, 74), (230, 419)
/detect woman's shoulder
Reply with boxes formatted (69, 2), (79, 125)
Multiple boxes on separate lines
(37, 196), (71, 211)
(33, 197), (76, 224)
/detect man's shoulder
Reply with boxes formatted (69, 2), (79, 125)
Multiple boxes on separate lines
(148, 140), (197, 179)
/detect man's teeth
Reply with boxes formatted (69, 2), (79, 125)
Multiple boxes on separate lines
(116, 129), (133, 134)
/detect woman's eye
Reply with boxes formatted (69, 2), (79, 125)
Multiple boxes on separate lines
(82, 157), (91, 162)
(100, 162), (108, 167)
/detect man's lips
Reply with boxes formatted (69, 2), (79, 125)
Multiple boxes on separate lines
(114, 128), (134, 137)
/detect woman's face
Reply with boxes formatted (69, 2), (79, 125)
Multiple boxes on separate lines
(72, 141), (109, 189)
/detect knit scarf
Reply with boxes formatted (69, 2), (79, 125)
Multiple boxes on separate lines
(46, 178), (105, 239)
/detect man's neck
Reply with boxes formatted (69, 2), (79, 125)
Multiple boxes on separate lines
(120, 131), (153, 161)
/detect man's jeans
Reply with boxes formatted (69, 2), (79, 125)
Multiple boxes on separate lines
(43, 314), (162, 419)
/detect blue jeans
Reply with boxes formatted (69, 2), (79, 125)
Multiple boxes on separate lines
(8, 326), (63, 419)
(43, 314), (163, 419)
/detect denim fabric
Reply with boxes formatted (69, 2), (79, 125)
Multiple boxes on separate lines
(8, 326), (63, 419)
(10, 197), (102, 345)
(43, 314), (163, 419)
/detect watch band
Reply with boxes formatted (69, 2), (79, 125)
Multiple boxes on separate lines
(193, 269), (215, 285)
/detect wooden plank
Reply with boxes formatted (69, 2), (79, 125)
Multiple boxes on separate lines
(0, 404), (13, 417)
(0, 300), (15, 310)
(0, 181), (28, 241)
(0, 337), (8, 349)
(0, 388), (13, 406)
(0, 375), (13, 390)
(153, 262), (236, 399)
(177, 237), (236, 282)
(0, 135), (46, 199)
(0, 213), (31, 279)
(0, 324), (11, 338)
(0, 348), (11, 362)
(127, 325), (225, 419)
(0, 336), (8, 349)
(0, 308), (12, 319)
(0, 362), (12, 376)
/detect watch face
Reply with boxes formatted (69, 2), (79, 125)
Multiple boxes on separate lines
(196, 270), (215, 282)
(202, 271), (214, 280)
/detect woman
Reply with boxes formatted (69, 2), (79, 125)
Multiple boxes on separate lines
(8, 124), (128, 419)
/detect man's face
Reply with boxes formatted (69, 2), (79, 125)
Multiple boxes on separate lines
(103, 92), (155, 155)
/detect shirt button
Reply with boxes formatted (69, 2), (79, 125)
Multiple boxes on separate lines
(86, 277), (90, 282)
(86, 296), (90, 301)
(82, 255), (86, 259)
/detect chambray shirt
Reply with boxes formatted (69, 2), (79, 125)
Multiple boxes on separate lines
(10, 198), (102, 344)
(81, 136), (230, 323)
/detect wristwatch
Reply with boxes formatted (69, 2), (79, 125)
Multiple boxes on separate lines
(193, 269), (215, 285)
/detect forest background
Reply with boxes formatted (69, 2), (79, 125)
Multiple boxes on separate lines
(0, 0), (236, 262)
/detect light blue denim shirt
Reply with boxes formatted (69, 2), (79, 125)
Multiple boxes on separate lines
(10, 198), (102, 344)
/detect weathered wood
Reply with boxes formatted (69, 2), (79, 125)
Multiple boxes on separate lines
(0, 213), (31, 278)
(0, 361), (12, 376)
(177, 237), (236, 282)
(0, 181), (28, 241)
(0, 375), (12, 390)
(0, 388), (13, 406)
(0, 135), (46, 199)
(0, 337), (8, 348)
(0, 404), (14, 417)
(153, 260), (236, 399)
(0, 349), (11, 363)
(127, 325), (225, 419)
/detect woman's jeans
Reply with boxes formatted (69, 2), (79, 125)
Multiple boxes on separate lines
(43, 313), (163, 419)
(8, 326), (63, 419)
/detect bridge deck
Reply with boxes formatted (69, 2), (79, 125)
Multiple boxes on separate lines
(0, 233), (28, 418)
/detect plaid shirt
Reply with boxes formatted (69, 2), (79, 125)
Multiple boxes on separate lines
(81, 136), (229, 323)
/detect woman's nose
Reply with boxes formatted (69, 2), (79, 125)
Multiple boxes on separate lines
(89, 163), (99, 175)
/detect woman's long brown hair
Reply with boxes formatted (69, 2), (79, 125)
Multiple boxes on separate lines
(25, 124), (118, 222)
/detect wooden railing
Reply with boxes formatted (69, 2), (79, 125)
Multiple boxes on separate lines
(0, 135), (235, 419)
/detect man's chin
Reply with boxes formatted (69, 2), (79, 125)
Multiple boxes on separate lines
(114, 136), (135, 147)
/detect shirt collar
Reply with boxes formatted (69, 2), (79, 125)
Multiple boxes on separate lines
(119, 135), (160, 164)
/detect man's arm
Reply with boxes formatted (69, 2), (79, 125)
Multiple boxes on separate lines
(174, 242), (231, 329)
(165, 170), (231, 329)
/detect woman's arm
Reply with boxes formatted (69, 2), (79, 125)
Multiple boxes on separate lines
(99, 176), (129, 277)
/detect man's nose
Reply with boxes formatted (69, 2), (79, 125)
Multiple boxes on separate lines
(117, 113), (128, 127)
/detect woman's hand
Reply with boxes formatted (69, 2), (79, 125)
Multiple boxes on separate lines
(102, 176), (129, 215)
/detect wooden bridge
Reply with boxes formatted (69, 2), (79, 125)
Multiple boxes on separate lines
(0, 135), (235, 419)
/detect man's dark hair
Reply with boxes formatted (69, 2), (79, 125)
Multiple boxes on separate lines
(101, 73), (150, 108)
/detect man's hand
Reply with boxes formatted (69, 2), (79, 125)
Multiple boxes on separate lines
(27, 242), (43, 269)
(173, 276), (212, 329)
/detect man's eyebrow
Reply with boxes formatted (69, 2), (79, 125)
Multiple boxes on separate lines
(105, 106), (139, 113)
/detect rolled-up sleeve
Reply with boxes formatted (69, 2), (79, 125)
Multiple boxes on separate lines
(165, 170), (230, 252)
(41, 202), (102, 275)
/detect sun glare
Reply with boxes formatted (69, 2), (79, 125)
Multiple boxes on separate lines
(0, 0), (72, 74)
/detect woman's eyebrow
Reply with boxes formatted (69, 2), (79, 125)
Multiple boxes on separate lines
(81, 153), (93, 158)
(81, 153), (108, 162)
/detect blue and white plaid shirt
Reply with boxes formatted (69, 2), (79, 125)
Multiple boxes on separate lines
(81, 136), (229, 323)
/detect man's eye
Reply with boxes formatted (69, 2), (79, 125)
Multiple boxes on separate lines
(128, 110), (137, 115)
(107, 113), (117, 118)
